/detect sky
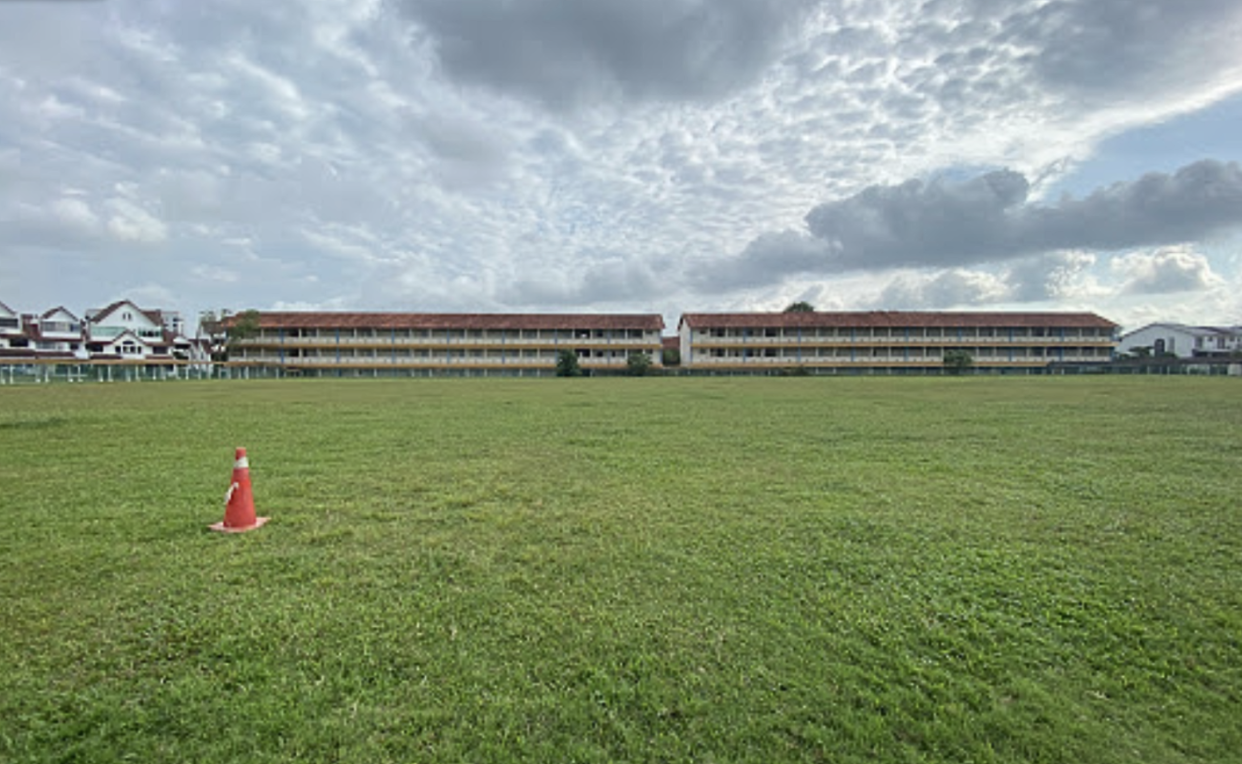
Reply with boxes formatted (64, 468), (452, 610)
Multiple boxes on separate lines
(2, 0), (1241, 335)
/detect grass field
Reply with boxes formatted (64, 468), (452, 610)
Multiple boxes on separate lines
(1, 377), (1239, 763)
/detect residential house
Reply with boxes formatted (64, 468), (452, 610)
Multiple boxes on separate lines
(0, 300), (25, 352)
(1118, 323), (1242, 359)
(29, 307), (86, 358)
(84, 300), (179, 362)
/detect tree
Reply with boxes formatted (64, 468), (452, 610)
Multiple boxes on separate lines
(556, 349), (583, 377)
(222, 309), (261, 361)
(943, 348), (973, 375)
(199, 309), (234, 361)
(784, 301), (815, 313)
(662, 346), (681, 367)
(626, 352), (652, 376)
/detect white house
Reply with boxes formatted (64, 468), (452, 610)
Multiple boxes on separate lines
(31, 307), (85, 356)
(1119, 323), (1242, 359)
(84, 300), (176, 360)
(0, 300), (25, 350)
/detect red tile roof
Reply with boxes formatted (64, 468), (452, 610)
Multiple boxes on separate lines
(679, 311), (1118, 330)
(230, 312), (665, 331)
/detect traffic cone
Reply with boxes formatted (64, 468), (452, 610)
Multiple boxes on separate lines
(209, 447), (270, 533)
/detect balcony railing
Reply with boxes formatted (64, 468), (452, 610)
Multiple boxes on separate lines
(246, 335), (661, 348)
(693, 334), (1112, 345)
(234, 355), (637, 367)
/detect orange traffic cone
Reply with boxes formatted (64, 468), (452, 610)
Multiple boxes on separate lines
(209, 447), (270, 533)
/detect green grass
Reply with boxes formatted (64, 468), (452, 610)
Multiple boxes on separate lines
(1, 377), (1239, 763)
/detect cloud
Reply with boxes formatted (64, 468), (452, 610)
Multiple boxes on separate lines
(1112, 246), (1225, 294)
(51, 197), (100, 231)
(1019, 0), (1242, 98)
(865, 251), (1099, 310)
(875, 269), (1010, 310)
(190, 264), (239, 284)
(703, 160), (1242, 290)
(693, 231), (834, 291)
(105, 198), (167, 243)
(396, 0), (815, 107)
(498, 254), (664, 306)
(1005, 251), (1099, 301)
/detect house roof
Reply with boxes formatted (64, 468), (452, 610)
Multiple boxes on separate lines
(678, 311), (1118, 330)
(41, 306), (81, 321)
(89, 300), (163, 326)
(228, 312), (666, 331)
(0, 300), (16, 317)
(1120, 323), (1242, 339)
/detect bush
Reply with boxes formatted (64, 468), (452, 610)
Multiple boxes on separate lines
(626, 352), (652, 377)
(555, 350), (583, 377)
(943, 349), (973, 375)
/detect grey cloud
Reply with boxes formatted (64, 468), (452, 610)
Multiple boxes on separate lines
(1011, 0), (1242, 97)
(500, 255), (664, 306)
(804, 168), (1032, 269)
(395, 0), (816, 107)
(693, 230), (834, 291)
(704, 160), (1242, 291)
(868, 252), (1099, 310)
(875, 269), (1008, 310)
(1005, 251), (1095, 302)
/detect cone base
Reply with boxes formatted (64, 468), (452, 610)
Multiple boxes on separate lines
(209, 516), (270, 533)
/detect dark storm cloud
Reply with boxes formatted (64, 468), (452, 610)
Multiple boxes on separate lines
(394, 0), (815, 107)
(699, 160), (1242, 290)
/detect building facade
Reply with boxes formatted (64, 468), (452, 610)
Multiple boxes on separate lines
(1118, 323), (1242, 359)
(678, 312), (1118, 373)
(229, 313), (665, 376)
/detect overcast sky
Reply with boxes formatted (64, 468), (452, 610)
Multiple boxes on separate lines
(2, 0), (1241, 332)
